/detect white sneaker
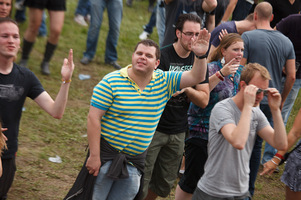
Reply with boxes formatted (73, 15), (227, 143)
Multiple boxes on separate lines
(85, 14), (91, 24)
(139, 31), (150, 40)
(74, 15), (88, 26)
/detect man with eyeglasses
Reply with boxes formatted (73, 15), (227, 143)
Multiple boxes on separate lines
(142, 13), (210, 200)
(162, 0), (217, 47)
(192, 63), (287, 200)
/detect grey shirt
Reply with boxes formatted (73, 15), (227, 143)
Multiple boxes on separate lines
(242, 29), (295, 104)
(198, 98), (269, 198)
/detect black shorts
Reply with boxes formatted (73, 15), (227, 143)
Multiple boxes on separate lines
(24, 0), (66, 11)
(0, 157), (16, 198)
(178, 138), (208, 194)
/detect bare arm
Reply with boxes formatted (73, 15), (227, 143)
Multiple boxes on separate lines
(281, 59), (296, 110)
(86, 106), (106, 176)
(206, 14), (215, 33)
(34, 49), (74, 119)
(221, 85), (256, 149)
(261, 108), (301, 175)
(180, 29), (211, 89)
(258, 88), (287, 151)
(184, 83), (210, 108)
(220, 0), (238, 23)
(209, 58), (240, 91)
(202, 0), (217, 13)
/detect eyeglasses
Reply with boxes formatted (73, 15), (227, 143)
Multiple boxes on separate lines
(181, 31), (199, 38)
(256, 88), (268, 96)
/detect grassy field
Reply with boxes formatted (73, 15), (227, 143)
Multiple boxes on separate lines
(6, 0), (300, 199)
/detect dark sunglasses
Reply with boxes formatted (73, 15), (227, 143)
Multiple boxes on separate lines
(256, 88), (268, 96)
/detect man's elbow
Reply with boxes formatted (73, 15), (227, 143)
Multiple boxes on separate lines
(277, 143), (288, 152)
(203, 0), (217, 12)
(52, 113), (63, 119)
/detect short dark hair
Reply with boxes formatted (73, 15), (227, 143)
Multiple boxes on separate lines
(0, 17), (18, 26)
(134, 39), (160, 60)
(174, 13), (202, 42)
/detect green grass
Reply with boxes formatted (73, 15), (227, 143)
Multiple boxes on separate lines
(6, 0), (300, 199)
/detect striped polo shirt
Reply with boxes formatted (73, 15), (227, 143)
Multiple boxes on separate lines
(91, 65), (183, 156)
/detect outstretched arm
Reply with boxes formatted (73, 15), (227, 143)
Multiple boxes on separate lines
(34, 49), (75, 119)
(180, 29), (211, 89)
(261, 108), (301, 176)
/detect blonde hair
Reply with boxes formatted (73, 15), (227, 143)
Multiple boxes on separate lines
(240, 63), (271, 85)
(209, 33), (243, 63)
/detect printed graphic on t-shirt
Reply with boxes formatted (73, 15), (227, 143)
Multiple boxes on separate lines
(0, 84), (24, 101)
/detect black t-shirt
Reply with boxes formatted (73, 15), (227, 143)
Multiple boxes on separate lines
(156, 44), (209, 134)
(0, 64), (44, 159)
(265, 0), (301, 27)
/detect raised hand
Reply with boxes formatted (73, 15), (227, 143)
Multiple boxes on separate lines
(61, 49), (75, 82)
(267, 88), (281, 111)
(220, 58), (240, 77)
(243, 84), (257, 107)
(191, 28), (211, 57)
(218, 29), (228, 42)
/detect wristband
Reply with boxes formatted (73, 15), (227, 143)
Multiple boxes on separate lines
(273, 156), (281, 161)
(215, 71), (224, 81)
(271, 159), (279, 166)
(275, 153), (284, 160)
(62, 79), (72, 84)
(219, 70), (225, 77)
(195, 54), (207, 59)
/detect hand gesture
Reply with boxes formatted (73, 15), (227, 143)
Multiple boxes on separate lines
(260, 160), (278, 176)
(220, 58), (240, 77)
(267, 88), (281, 111)
(191, 29), (211, 57)
(86, 155), (101, 176)
(61, 49), (75, 82)
(218, 29), (228, 42)
(243, 84), (257, 107)
(1, 128), (8, 141)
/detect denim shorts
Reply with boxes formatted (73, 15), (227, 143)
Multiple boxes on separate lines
(24, 0), (66, 11)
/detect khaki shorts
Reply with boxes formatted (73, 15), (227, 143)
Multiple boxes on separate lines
(142, 130), (185, 198)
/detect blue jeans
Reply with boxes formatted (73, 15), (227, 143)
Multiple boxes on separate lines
(156, 0), (165, 47)
(232, 0), (253, 21)
(144, 5), (156, 34)
(92, 161), (141, 200)
(281, 77), (301, 125)
(83, 0), (123, 62)
(75, 0), (90, 16)
(249, 104), (274, 196)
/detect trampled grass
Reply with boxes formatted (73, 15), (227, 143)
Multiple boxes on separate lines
(6, 0), (299, 199)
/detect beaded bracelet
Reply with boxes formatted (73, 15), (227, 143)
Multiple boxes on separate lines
(62, 79), (72, 84)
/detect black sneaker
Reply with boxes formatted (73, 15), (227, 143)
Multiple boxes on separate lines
(106, 61), (121, 69)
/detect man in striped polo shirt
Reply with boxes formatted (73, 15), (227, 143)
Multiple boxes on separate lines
(85, 33), (210, 199)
